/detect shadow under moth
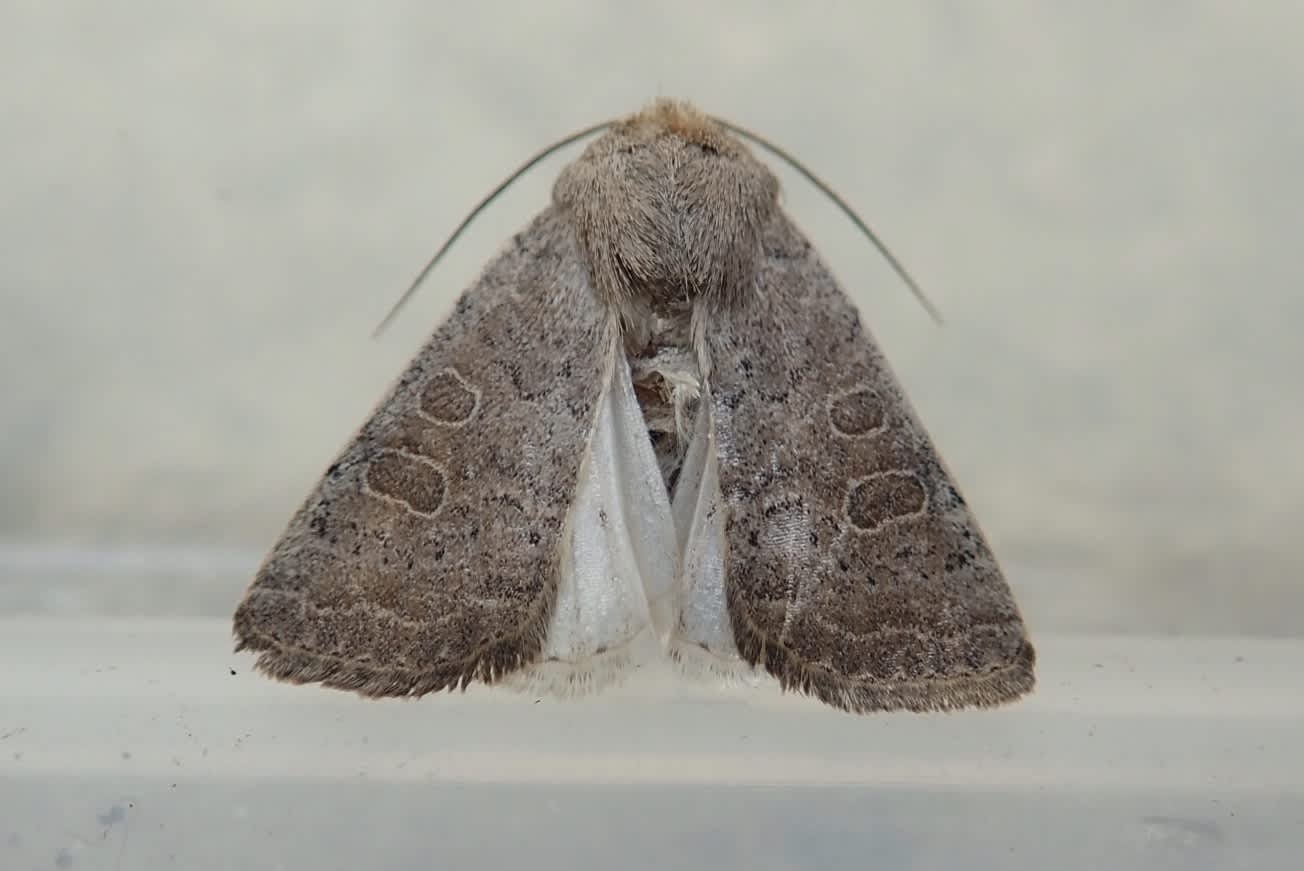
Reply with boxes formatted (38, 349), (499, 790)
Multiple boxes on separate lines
(233, 99), (1035, 714)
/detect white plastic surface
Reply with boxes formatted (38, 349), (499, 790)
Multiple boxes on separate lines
(3, 617), (1300, 869)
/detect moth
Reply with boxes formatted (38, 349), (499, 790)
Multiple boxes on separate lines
(233, 99), (1035, 714)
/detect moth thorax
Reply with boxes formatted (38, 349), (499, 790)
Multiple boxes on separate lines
(554, 125), (780, 308)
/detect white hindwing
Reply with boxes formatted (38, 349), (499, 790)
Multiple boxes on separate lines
(507, 346), (676, 694)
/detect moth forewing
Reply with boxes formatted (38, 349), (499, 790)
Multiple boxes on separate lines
(705, 212), (1034, 713)
(233, 210), (613, 696)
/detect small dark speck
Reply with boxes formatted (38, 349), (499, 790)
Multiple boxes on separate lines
(121, 751), (131, 760)
(229, 668), (237, 676)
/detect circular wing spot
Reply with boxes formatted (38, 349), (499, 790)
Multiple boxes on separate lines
(364, 449), (447, 516)
(828, 388), (885, 436)
(419, 368), (479, 424)
(846, 471), (928, 531)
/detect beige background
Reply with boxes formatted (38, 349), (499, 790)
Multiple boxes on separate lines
(2, 2), (1301, 635)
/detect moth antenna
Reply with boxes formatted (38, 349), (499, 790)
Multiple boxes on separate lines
(718, 119), (944, 325)
(373, 119), (613, 337)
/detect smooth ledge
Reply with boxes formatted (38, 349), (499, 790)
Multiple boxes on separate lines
(1, 617), (1300, 792)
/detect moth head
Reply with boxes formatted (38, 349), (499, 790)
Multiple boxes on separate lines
(553, 99), (780, 311)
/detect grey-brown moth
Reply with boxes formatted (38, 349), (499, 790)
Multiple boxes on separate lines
(233, 99), (1035, 714)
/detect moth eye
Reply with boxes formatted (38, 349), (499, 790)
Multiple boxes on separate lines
(363, 449), (448, 517)
(845, 471), (928, 532)
(828, 387), (886, 437)
(419, 368), (480, 425)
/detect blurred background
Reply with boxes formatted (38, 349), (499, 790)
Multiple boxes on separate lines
(2, 1), (1301, 638)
